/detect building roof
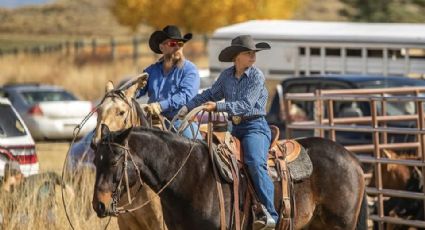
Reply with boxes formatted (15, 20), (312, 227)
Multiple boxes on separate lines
(213, 20), (425, 45)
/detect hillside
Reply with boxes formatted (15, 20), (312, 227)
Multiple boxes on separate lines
(0, 0), (347, 38)
(0, 0), (148, 36)
(294, 0), (346, 21)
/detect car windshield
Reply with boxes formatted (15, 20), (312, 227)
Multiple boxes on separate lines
(21, 90), (77, 104)
(0, 104), (27, 137)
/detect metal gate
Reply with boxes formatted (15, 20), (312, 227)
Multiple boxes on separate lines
(283, 86), (425, 229)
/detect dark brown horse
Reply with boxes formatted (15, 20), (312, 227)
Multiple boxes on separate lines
(92, 126), (367, 230)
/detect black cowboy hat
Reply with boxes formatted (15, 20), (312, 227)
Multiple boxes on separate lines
(218, 35), (271, 62)
(148, 25), (192, 54)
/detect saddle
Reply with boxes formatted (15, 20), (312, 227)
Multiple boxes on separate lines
(210, 125), (313, 230)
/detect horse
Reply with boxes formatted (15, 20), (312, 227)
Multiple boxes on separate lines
(92, 125), (368, 230)
(369, 149), (413, 191)
(91, 75), (167, 230)
(369, 149), (424, 230)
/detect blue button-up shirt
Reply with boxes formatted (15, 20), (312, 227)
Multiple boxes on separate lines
(137, 59), (200, 118)
(186, 66), (268, 117)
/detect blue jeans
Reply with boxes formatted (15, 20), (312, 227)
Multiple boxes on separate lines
(170, 119), (203, 140)
(232, 117), (278, 222)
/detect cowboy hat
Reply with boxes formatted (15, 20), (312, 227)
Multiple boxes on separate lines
(148, 25), (192, 54)
(218, 35), (270, 62)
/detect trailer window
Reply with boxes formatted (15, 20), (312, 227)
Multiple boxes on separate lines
(325, 48), (341, 56)
(347, 49), (362, 57)
(367, 49), (383, 58)
(298, 47), (321, 56)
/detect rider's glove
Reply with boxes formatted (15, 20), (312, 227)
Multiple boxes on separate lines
(144, 102), (162, 116)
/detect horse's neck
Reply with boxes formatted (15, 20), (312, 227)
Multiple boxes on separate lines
(137, 132), (216, 196)
(135, 130), (231, 228)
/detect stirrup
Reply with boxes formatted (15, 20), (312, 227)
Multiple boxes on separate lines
(253, 205), (276, 230)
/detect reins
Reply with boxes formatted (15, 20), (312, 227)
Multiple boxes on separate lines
(107, 106), (206, 215)
(107, 137), (197, 214)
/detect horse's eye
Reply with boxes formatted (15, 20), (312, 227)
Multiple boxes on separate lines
(118, 111), (125, 116)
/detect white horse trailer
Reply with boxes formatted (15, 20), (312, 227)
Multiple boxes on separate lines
(208, 20), (425, 79)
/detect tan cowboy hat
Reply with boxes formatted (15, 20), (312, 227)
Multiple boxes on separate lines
(218, 35), (271, 62)
(148, 25), (192, 54)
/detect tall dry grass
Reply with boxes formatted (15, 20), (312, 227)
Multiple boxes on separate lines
(0, 42), (208, 101)
(0, 167), (119, 230)
(0, 53), (154, 101)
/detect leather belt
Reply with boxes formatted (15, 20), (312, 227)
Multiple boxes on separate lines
(230, 115), (263, 125)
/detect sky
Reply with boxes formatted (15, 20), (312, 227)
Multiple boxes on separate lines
(0, 0), (52, 8)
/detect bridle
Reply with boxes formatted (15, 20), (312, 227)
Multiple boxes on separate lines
(101, 89), (171, 131)
(105, 141), (144, 215)
(99, 132), (196, 215)
(100, 90), (138, 128)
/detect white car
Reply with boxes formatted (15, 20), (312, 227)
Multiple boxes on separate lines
(0, 84), (97, 140)
(0, 97), (39, 177)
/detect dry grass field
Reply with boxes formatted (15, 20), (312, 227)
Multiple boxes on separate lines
(0, 41), (209, 101)
(0, 140), (120, 230)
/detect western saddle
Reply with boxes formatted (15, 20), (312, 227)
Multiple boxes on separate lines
(208, 124), (302, 230)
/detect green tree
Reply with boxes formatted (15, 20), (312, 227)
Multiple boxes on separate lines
(110, 0), (302, 34)
(339, 0), (425, 22)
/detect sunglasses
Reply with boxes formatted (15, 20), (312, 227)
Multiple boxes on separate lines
(165, 40), (184, 48)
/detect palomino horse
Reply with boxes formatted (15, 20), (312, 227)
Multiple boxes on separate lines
(92, 74), (167, 230)
(93, 126), (368, 230)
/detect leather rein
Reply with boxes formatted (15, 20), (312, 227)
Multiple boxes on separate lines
(103, 136), (196, 215)
(98, 90), (191, 215)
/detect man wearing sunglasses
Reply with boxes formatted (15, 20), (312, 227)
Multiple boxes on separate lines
(137, 25), (202, 139)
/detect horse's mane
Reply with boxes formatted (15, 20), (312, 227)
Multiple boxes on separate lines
(129, 126), (206, 147)
(131, 98), (151, 128)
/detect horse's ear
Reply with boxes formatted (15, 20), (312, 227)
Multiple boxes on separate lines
(125, 73), (149, 99)
(106, 81), (114, 93)
(116, 127), (133, 143)
(101, 124), (110, 139)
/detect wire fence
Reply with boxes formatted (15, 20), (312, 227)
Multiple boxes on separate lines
(0, 36), (208, 64)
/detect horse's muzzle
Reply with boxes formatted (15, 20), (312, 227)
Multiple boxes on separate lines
(94, 201), (117, 218)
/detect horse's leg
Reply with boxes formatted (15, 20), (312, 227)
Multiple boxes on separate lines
(135, 187), (167, 230)
(292, 180), (316, 229)
(117, 215), (134, 230)
(117, 185), (166, 230)
(309, 166), (364, 229)
(296, 138), (365, 230)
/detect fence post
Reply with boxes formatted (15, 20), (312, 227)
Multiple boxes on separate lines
(92, 39), (97, 56)
(74, 40), (79, 55)
(79, 40), (85, 52)
(133, 36), (139, 63)
(65, 41), (70, 55)
(110, 37), (116, 60)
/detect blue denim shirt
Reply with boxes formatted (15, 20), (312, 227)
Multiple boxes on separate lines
(186, 66), (268, 117)
(137, 59), (200, 118)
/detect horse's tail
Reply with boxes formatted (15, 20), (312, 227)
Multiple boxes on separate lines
(356, 191), (368, 230)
